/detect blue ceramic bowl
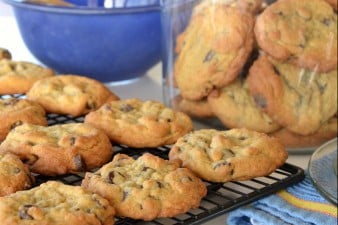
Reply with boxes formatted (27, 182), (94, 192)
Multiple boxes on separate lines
(4, 0), (162, 83)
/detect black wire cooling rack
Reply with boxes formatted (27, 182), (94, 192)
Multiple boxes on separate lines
(1, 94), (305, 225)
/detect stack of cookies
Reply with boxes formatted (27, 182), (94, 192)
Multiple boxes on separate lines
(170, 0), (337, 149)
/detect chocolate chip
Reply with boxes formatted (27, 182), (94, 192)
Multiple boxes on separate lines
(70, 136), (76, 146)
(156, 181), (164, 188)
(238, 136), (247, 141)
(122, 191), (129, 201)
(18, 205), (34, 220)
(10, 120), (23, 130)
(213, 161), (230, 170)
(203, 50), (215, 63)
(120, 104), (134, 112)
(73, 154), (86, 171)
(321, 18), (331, 26)
(253, 94), (267, 109)
(106, 171), (115, 184)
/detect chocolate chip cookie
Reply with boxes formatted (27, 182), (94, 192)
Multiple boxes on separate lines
(254, 0), (337, 72)
(27, 75), (119, 116)
(81, 153), (207, 221)
(0, 153), (34, 197)
(169, 128), (288, 182)
(247, 55), (337, 136)
(174, 4), (255, 100)
(0, 123), (113, 176)
(0, 181), (115, 225)
(207, 79), (281, 133)
(0, 98), (47, 141)
(84, 98), (193, 148)
(0, 59), (55, 94)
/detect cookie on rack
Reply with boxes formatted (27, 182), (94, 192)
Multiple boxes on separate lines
(0, 123), (113, 176)
(247, 55), (337, 136)
(0, 98), (47, 141)
(174, 4), (255, 100)
(26, 75), (119, 117)
(84, 98), (193, 148)
(270, 116), (338, 149)
(0, 181), (115, 225)
(254, 0), (337, 72)
(81, 153), (207, 221)
(0, 59), (55, 94)
(169, 128), (288, 183)
(0, 48), (11, 60)
(172, 95), (214, 118)
(0, 153), (34, 197)
(207, 79), (281, 133)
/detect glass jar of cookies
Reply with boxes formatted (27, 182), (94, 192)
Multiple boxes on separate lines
(160, 0), (337, 151)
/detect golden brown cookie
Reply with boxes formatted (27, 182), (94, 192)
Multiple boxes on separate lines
(270, 116), (337, 148)
(0, 98), (47, 141)
(247, 55), (337, 136)
(169, 128), (288, 183)
(0, 59), (55, 94)
(84, 98), (193, 148)
(0, 48), (11, 60)
(0, 123), (113, 176)
(172, 95), (214, 118)
(0, 153), (34, 197)
(254, 0), (337, 72)
(0, 181), (115, 225)
(26, 75), (119, 116)
(208, 79), (281, 133)
(82, 153), (207, 221)
(174, 4), (255, 100)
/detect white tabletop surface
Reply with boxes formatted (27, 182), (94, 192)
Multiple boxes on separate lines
(0, 3), (313, 224)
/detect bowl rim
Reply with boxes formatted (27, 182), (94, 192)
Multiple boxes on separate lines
(3, 0), (161, 14)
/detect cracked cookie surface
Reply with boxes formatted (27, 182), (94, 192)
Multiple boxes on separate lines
(0, 59), (55, 95)
(169, 128), (288, 182)
(0, 181), (115, 225)
(0, 123), (113, 176)
(247, 55), (337, 136)
(0, 153), (34, 197)
(81, 153), (207, 221)
(254, 0), (337, 72)
(174, 4), (254, 100)
(27, 75), (119, 116)
(0, 98), (47, 141)
(85, 98), (193, 148)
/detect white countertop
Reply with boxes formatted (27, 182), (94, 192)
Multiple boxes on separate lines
(0, 4), (312, 224)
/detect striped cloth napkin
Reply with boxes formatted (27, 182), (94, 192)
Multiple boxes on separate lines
(226, 172), (337, 225)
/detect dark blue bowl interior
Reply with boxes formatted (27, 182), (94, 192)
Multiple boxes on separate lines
(5, 0), (162, 82)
